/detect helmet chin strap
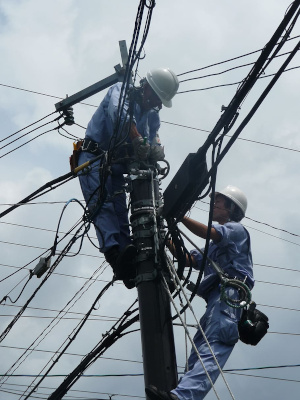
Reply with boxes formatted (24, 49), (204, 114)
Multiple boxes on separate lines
(228, 202), (235, 222)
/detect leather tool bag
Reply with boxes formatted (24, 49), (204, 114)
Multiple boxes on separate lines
(238, 301), (269, 346)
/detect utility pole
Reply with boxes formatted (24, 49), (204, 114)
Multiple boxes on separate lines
(128, 161), (178, 393)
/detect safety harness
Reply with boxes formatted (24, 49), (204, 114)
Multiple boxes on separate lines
(181, 229), (269, 346)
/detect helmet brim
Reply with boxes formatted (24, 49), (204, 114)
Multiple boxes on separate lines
(161, 98), (172, 108)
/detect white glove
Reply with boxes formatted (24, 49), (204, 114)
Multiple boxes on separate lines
(149, 145), (165, 162)
(132, 136), (150, 160)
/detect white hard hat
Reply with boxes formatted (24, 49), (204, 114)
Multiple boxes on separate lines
(215, 185), (247, 217)
(146, 68), (179, 108)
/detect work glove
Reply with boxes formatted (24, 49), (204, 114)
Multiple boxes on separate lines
(132, 136), (150, 161)
(149, 145), (165, 162)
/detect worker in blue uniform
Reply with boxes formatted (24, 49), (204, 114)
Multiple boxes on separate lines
(78, 68), (179, 284)
(146, 185), (254, 400)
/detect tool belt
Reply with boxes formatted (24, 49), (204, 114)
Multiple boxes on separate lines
(238, 301), (269, 346)
(69, 140), (83, 171)
(69, 139), (104, 171)
(81, 138), (103, 155)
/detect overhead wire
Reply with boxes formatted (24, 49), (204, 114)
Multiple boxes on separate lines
(177, 64), (300, 94)
(46, 302), (139, 400)
(0, 124), (65, 159)
(0, 261), (110, 391)
(0, 213), (99, 343)
(176, 34), (300, 77)
(0, 114), (62, 151)
(161, 120), (300, 154)
(0, 382), (145, 399)
(1, 4), (298, 398)
(201, 38), (300, 212)
(20, 279), (115, 399)
(0, 111), (57, 144)
(162, 260), (231, 400)
(196, 203), (300, 239)
(178, 49), (295, 83)
(0, 2), (158, 398)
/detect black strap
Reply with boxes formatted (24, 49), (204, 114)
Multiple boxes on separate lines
(82, 138), (103, 155)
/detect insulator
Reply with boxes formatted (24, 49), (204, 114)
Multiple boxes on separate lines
(63, 106), (75, 126)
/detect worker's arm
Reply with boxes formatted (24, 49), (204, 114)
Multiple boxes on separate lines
(182, 216), (221, 242)
(129, 122), (141, 140)
(166, 239), (196, 268)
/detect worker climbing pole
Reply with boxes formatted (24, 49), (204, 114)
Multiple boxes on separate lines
(127, 160), (178, 393)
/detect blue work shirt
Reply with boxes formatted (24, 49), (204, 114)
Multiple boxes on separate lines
(85, 82), (161, 150)
(191, 221), (254, 298)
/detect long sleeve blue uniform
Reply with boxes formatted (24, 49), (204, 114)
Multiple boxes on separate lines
(78, 82), (161, 253)
(172, 221), (254, 400)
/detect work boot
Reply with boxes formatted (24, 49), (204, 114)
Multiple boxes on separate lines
(104, 246), (121, 279)
(104, 244), (137, 284)
(146, 385), (179, 400)
(118, 244), (137, 289)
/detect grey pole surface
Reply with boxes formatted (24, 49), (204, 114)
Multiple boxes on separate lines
(128, 163), (178, 394)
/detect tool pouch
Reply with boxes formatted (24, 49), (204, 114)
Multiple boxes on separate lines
(238, 301), (269, 345)
(70, 140), (83, 171)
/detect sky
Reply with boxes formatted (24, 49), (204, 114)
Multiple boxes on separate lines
(0, 0), (300, 399)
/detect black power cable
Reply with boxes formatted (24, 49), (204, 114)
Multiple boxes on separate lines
(34, 303), (139, 400)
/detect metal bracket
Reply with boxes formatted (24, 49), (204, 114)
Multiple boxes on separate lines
(55, 40), (130, 112)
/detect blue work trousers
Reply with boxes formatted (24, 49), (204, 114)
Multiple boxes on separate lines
(78, 151), (131, 253)
(172, 288), (241, 400)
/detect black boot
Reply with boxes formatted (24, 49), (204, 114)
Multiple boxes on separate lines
(118, 244), (137, 289)
(104, 246), (121, 279)
(146, 386), (179, 400)
(104, 244), (137, 285)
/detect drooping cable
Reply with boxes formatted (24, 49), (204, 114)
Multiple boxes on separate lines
(0, 111), (57, 144)
(46, 302), (139, 400)
(0, 214), (95, 343)
(0, 262), (109, 389)
(163, 257), (236, 400)
(207, 38), (300, 185)
(21, 279), (116, 399)
(161, 273), (222, 400)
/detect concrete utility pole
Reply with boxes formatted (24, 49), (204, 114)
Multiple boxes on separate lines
(128, 161), (178, 393)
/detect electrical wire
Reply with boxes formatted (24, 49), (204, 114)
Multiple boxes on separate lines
(0, 261), (109, 389)
(0, 215), (98, 344)
(178, 49), (295, 83)
(0, 115), (62, 151)
(161, 268), (227, 400)
(0, 124), (64, 159)
(197, 202), (300, 239)
(176, 34), (300, 77)
(161, 120), (300, 154)
(0, 382), (145, 399)
(21, 279), (115, 399)
(0, 111), (57, 144)
(177, 65), (300, 94)
(46, 303), (139, 400)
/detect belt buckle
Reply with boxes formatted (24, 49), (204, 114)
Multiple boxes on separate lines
(82, 139), (89, 152)
(91, 142), (99, 153)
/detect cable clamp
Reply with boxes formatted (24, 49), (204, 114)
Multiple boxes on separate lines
(133, 228), (155, 239)
(135, 269), (157, 285)
(131, 214), (154, 228)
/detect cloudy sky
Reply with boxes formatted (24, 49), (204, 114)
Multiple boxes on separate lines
(0, 0), (300, 399)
